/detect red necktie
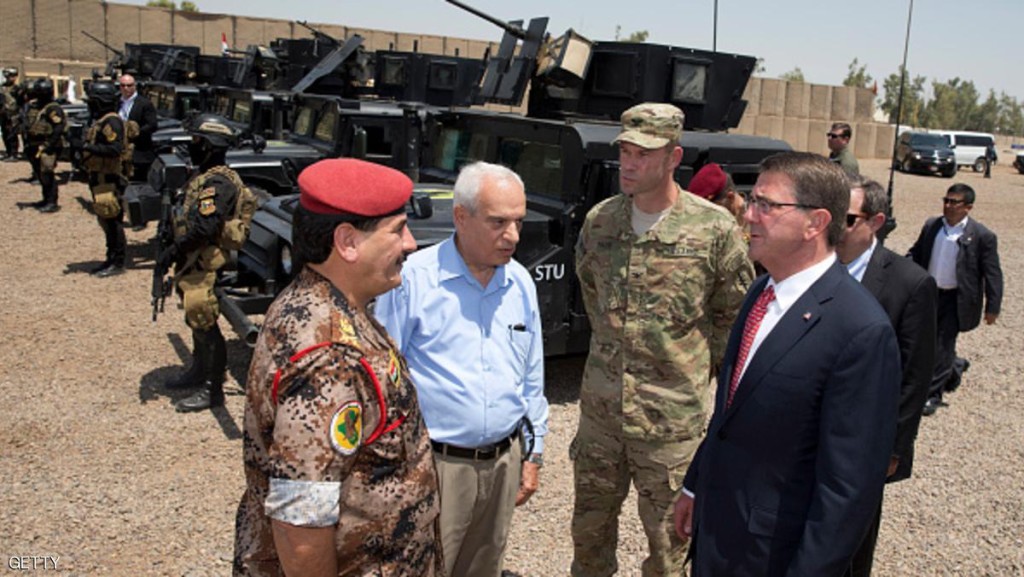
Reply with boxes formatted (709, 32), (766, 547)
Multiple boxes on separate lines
(727, 285), (776, 408)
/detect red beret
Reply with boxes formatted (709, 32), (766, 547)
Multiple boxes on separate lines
(298, 158), (413, 217)
(688, 163), (727, 201)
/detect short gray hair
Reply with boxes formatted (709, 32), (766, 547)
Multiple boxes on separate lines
(453, 162), (524, 213)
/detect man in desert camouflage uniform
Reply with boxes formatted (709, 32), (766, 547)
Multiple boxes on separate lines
(571, 102), (754, 577)
(233, 158), (443, 577)
(0, 68), (22, 160)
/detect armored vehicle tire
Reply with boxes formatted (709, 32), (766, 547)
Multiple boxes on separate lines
(973, 158), (986, 173)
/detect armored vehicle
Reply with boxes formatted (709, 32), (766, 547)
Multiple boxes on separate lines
(124, 92), (429, 228)
(219, 3), (792, 355)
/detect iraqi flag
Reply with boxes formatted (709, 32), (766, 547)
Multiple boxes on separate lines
(221, 32), (229, 56)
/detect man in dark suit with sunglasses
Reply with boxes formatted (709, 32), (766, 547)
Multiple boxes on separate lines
(838, 175), (937, 577)
(908, 183), (1002, 416)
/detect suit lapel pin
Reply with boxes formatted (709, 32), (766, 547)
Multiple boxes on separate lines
(802, 312), (812, 321)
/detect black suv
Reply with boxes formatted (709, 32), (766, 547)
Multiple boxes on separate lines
(895, 131), (957, 177)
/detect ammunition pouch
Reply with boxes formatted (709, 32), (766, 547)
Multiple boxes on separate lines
(198, 245), (228, 272)
(91, 181), (121, 219)
(39, 152), (57, 172)
(178, 270), (219, 331)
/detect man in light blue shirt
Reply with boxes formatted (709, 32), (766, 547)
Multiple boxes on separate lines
(375, 161), (548, 577)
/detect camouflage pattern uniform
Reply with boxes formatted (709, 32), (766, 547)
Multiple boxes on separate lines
(25, 98), (66, 209)
(83, 111), (128, 270)
(571, 184), (754, 577)
(234, 267), (444, 577)
(0, 72), (21, 159)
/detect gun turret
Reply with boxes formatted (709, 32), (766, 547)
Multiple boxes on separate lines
(82, 30), (125, 78)
(297, 20), (341, 48)
(443, 0), (549, 106)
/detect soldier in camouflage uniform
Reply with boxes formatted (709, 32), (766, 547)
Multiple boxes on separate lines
(233, 158), (443, 577)
(571, 103), (754, 577)
(158, 113), (256, 413)
(0, 68), (21, 160)
(82, 79), (131, 277)
(24, 78), (66, 213)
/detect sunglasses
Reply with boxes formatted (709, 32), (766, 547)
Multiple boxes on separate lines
(845, 212), (868, 227)
(826, 133), (845, 139)
(942, 198), (967, 206)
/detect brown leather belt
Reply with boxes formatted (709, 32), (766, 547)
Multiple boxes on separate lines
(431, 429), (519, 461)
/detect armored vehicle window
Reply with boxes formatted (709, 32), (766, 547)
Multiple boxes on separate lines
(672, 61), (708, 103)
(590, 52), (636, 97)
(381, 57), (407, 87)
(181, 95), (201, 116)
(435, 127), (491, 171)
(293, 107), (314, 137)
(314, 108), (338, 144)
(429, 62), (457, 90)
(213, 95), (231, 116)
(233, 101), (252, 125)
(362, 124), (395, 160)
(497, 138), (564, 200)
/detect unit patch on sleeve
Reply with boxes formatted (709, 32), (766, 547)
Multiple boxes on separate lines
(329, 401), (363, 456)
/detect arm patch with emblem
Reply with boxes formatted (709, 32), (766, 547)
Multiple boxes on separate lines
(198, 187), (218, 216)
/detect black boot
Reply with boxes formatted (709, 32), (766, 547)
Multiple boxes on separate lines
(164, 331), (208, 390)
(174, 325), (227, 412)
(174, 379), (224, 413)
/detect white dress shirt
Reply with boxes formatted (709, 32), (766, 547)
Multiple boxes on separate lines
(845, 237), (877, 283)
(928, 217), (967, 290)
(118, 93), (137, 122)
(736, 253), (837, 383)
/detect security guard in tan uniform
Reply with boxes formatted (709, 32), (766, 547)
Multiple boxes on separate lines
(82, 79), (134, 277)
(24, 78), (66, 213)
(159, 113), (256, 413)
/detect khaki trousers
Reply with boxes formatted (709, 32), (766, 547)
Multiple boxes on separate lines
(435, 438), (522, 577)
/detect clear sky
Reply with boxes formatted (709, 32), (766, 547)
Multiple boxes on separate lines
(116, 0), (1024, 103)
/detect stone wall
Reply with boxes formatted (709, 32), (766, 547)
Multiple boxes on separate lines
(733, 76), (894, 160)
(0, 0), (899, 158)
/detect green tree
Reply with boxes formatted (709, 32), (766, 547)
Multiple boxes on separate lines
(179, 1), (198, 11)
(613, 26), (648, 42)
(880, 66), (925, 126)
(843, 58), (873, 89)
(921, 77), (978, 130)
(146, 0), (175, 7)
(779, 67), (804, 83)
(997, 93), (1024, 136)
(970, 90), (1000, 133)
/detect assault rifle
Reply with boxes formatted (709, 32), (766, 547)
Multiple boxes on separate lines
(152, 188), (174, 321)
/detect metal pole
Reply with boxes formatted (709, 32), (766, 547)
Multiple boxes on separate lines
(713, 0), (718, 52)
(882, 0), (914, 241)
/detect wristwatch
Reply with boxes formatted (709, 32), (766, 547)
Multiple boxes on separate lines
(526, 453), (544, 467)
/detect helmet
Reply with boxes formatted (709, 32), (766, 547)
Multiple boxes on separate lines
(86, 80), (119, 117)
(183, 113), (239, 148)
(31, 78), (54, 103)
(2, 68), (17, 82)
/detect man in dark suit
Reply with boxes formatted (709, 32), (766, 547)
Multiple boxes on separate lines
(837, 176), (937, 577)
(674, 152), (901, 577)
(117, 74), (158, 181)
(908, 183), (1002, 416)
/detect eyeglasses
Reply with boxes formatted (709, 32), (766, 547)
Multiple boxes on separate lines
(845, 212), (869, 227)
(748, 195), (822, 214)
(942, 198), (967, 206)
(826, 133), (845, 139)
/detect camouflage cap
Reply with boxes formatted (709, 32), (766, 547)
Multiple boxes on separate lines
(613, 103), (684, 149)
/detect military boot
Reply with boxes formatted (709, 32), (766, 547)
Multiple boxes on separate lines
(174, 379), (224, 413)
(164, 331), (208, 390)
(174, 326), (227, 412)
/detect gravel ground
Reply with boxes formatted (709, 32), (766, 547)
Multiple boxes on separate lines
(0, 157), (1022, 576)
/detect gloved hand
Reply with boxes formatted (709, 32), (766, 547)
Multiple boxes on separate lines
(156, 245), (178, 271)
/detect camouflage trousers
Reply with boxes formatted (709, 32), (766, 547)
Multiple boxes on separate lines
(570, 412), (700, 577)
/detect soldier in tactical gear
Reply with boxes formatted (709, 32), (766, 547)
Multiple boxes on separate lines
(0, 68), (21, 160)
(24, 77), (66, 213)
(83, 80), (133, 277)
(159, 113), (257, 413)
